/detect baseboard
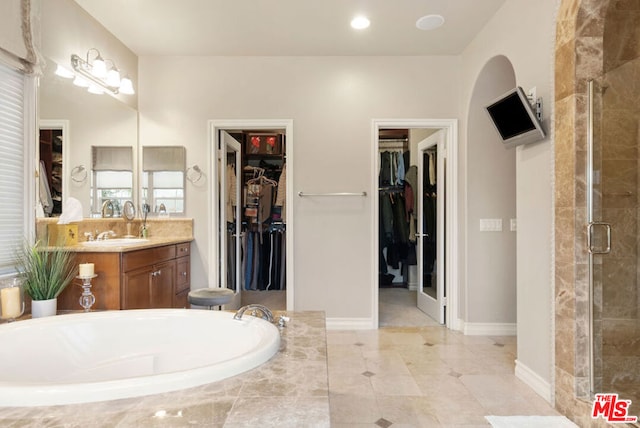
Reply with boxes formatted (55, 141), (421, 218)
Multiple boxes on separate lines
(515, 359), (552, 403)
(326, 317), (375, 330)
(463, 322), (516, 336)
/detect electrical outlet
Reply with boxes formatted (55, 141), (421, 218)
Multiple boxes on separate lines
(510, 218), (517, 231)
(528, 86), (537, 102)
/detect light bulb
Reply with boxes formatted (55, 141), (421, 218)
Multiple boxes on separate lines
(55, 64), (74, 78)
(106, 68), (121, 87)
(350, 16), (370, 30)
(73, 76), (90, 87)
(119, 76), (135, 95)
(91, 56), (107, 78)
(87, 84), (104, 95)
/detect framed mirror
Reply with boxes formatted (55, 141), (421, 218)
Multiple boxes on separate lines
(141, 146), (186, 215)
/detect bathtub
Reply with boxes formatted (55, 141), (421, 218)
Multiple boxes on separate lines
(0, 309), (280, 407)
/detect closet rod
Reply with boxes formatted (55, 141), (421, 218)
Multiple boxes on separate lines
(298, 191), (367, 197)
(379, 138), (408, 143)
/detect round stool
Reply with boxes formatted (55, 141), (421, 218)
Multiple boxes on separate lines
(188, 288), (234, 309)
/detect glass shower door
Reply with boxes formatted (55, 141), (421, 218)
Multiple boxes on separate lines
(588, 75), (640, 419)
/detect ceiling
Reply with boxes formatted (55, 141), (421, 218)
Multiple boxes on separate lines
(73, 0), (506, 56)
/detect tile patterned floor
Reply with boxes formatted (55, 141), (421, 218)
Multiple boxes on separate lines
(326, 328), (561, 427)
(232, 288), (561, 426)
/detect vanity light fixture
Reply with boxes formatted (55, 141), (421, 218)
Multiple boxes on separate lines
(66, 48), (135, 96)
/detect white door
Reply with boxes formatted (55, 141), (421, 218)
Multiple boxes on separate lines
(416, 136), (445, 323)
(218, 131), (243, 307)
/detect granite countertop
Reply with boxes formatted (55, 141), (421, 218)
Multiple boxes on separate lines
(67, 237), (194, 253)
(0, 311), (330, 427)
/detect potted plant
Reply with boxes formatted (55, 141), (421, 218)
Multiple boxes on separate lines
(15, 240), (76, 318)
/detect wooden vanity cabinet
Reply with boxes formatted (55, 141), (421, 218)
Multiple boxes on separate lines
(173, 243), (191, 308)
(56, 241), (191, 311)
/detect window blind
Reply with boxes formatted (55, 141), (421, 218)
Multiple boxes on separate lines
(143, 146), (185, 171)
(92, 146), (133, 171)
(0, 63), (25, 275)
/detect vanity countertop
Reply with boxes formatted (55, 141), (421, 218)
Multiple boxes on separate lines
(67, 237), (193, 253)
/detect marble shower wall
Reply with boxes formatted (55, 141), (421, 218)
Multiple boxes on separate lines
(555, 0), (640, 425)
(599, 2), (640, 416)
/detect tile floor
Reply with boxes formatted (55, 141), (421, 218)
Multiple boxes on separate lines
(237, 288), (562, 426)
(330, 288), (561, 427)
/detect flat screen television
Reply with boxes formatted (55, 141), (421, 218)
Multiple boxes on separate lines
(485, 86), (546, 148)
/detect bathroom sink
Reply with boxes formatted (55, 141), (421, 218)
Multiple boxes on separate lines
(80, 238), (149, 247)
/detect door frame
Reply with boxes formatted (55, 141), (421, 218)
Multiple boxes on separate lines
(372, 118), (459, 329)
(208, 119), (294, 310)
(39, 120), (70, 208)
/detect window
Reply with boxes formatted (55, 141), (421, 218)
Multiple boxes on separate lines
(142, 171), (184, 214)
(91, 146), (133, 216)
(0, 63), (26, 275)
(141, 146), (186, 214)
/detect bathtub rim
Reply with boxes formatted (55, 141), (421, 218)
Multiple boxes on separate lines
(0, 308), (281, 407)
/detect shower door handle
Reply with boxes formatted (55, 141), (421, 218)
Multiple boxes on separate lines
(587, 222), (611, 254)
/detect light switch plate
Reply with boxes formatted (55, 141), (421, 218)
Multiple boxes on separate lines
(480, 219), (502, 232)
(510, 219), (517, 231)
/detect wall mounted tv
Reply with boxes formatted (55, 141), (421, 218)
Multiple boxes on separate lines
(485, 86), (546, 148)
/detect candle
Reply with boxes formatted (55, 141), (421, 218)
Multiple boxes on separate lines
(79, 263), (94, 277)
(1, 287), (22, 319)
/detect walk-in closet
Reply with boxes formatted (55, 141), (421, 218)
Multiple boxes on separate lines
(378, 127), (443, 326)
(219, 130), (287, 310)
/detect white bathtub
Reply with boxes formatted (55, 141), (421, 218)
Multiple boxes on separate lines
(0, 309), (280, 407)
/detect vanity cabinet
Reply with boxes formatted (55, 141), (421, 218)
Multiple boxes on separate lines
(122, 244), (177, 309)
(173, 243), (191, 308)
(56, 241), (191, 311)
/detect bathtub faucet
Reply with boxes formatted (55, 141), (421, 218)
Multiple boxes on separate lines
(233, 304), (274, 323)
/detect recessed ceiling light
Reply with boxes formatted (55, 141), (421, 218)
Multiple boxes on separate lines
(351, 16), (370, 30)
(416, 14), (445, 31)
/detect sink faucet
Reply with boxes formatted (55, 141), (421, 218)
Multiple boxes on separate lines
(101, 200), (114, 218)
(233, 304), (274, 322)
(96, 230), (116, 240)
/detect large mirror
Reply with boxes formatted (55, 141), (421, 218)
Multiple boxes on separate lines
(38, 57), (138, 218)
(141, 146), (186, 215)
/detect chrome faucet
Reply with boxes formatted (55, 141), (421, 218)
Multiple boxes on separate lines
(101, 200), (114, 218)
(233, 304), (274, 322)
(96, 230), (116, 240)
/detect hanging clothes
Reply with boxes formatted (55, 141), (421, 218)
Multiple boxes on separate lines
(275, 163), (286, 222)
(242, 226), (287, 291)
(403, 165), (417, 242)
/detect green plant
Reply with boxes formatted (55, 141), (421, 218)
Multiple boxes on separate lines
(15, 240), (76, 300)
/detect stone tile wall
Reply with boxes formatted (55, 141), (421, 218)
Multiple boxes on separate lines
(555, 0), (640, 424)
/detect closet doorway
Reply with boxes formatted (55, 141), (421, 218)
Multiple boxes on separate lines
(210, 120), (294, 312)
(373, 119), (458, 328)
(38, 120), (69, 217)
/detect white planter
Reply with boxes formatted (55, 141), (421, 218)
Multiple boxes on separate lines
(31, 298), (57, 318)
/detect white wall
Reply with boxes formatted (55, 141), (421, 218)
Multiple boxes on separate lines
(459, 0), (558, 397)
(138, 56), (460, 320)
(466, 55), (517, 326)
